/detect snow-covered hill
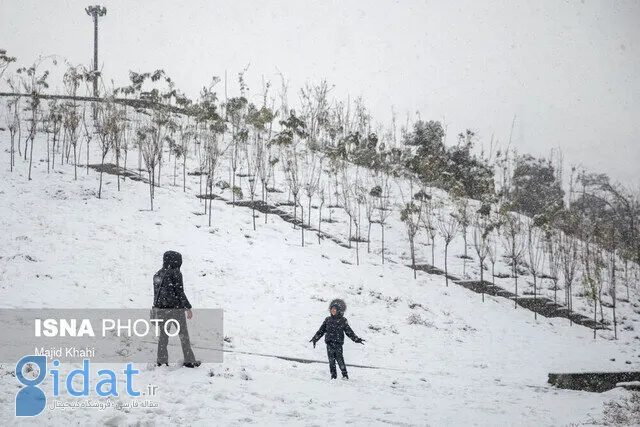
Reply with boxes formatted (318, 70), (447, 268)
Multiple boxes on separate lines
(1, 137), (639, 426)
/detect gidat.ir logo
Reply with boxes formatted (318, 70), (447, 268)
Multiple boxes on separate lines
(15, 355), (47, 417)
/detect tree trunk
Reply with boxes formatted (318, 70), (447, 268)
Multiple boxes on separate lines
(28, 132), (35, 181)
(10, 131), (15, 172)
(411, 238), (416, 279)
(52, 130), (57, 170)
(232, 168), (236, 206)
(599, 288), (605, 323)
(293, 197), (297, 229)
(78, 141), (83, 172)
(208, 184), (213, 226)
(98, 156), (105, 198)
(491, 262), (495, 286)
(60, 131), (65, 165)
(444, 243), (449, 286)
(252, 197), (256, 231)
(533, 274), (537, 320)
(264, 183), (269, 224)
(431, 236), (435, 266)
(480, 258), (485, 302)
(300, 202), (305, 247)
(381, 223), (385, 265)
(46, 132), (50, 173)
(568, 284), (573, 326)
(463, 234), (468, 257)
(613, 297), (617, 340)
(367, 222), (372, 253)
(208, 181), (213, 227)
(318, 201), (324, 244)
(73, 145), (78, 180)
(513, 261), (518, 309)
(149, 170), (154, 211)
(593, 297), (597, 339)
(24, 131), (28, 161)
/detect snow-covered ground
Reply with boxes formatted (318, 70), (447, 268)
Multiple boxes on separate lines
(1, 137), (639, 426)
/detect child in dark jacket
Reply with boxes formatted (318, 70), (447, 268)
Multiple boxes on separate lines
(310, 299), (365, 379)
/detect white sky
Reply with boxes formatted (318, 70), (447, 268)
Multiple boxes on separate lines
(2, 0), (639, 186)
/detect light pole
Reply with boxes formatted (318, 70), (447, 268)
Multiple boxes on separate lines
(85, 5), (107, 98)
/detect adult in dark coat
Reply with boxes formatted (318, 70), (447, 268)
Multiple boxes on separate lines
(310, 299), (365, 379)
(153, 250), (200, 368)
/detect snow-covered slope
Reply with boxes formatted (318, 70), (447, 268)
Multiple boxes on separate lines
(1, 141), (638, 426)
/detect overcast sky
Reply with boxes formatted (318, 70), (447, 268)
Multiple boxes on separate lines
(2, 0), (639, 186)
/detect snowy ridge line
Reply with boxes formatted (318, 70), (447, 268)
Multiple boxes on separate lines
(139, 340), (420, 373)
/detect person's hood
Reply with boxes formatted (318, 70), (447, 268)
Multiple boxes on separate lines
(163, 251), (182, 269)
(329, 298), (346, 316)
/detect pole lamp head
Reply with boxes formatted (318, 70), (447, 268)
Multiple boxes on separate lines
(85, 5), (107, 17)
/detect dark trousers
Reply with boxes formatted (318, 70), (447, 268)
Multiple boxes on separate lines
(156, 309), (196, 364)
(326, 342), (347, 378)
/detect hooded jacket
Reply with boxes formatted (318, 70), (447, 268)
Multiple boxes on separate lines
(153, 251), (192, 309)
(312, 299), (362, 345)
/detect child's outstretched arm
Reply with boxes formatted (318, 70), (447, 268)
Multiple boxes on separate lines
(309, 319), (327, 348)
(344, 319), (365, 344)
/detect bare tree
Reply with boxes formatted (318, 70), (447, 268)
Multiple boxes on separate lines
(317, 182), (326, 244)
(400, 196), (423, 279)
(0, 48), (16, 81)
(501, 211), (526, 308)
(46, 101), (63, 173)
(456, 196), (472, 264)
(559, 231), (579, 325)
(227, 95), (248, 206)
(62, 65), (83, 179)
(437, 209), (460, 286)
(302, 148), (323, 229)
(527, 222), (545, 319)
(203, 126), (228, 227)
(353, 177), (366, 265)
(17, 58), (52, 180)
(246, 132), (261, 231)
(81, 104), (93, 174)
(422, 195), (438, 267)
(364, 176), (377, 254)
(178, 121), (192, 192)
(5, 95), (20, 171)
(94, 100), (120, 198)
(608, 240), (618, 340)
(375, 169), (393, 264)
(139, 124), (162, 210)
(473, 212), (491, 302)
(581, 235), (603, 338)
(299, 79), (332, 147)
(340, 160), (356, 248)
(486, 224), (499, 286)
(546, 230), (562, 304)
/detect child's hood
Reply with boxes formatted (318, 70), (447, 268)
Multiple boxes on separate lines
(329, 298), (347, 315)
